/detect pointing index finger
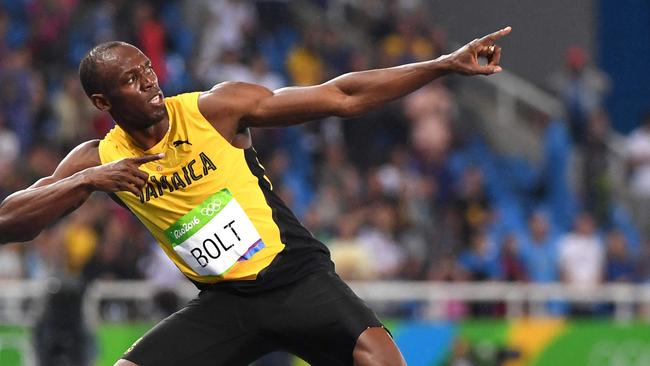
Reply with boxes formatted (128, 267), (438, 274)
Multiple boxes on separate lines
(480, 26), (512, 44)
(131, 153), (165, 165)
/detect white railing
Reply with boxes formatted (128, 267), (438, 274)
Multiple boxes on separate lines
(1, 280), (650, 326)
(484, 69), (565, 123)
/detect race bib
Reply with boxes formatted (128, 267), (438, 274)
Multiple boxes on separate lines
(164, 189), (265, 276)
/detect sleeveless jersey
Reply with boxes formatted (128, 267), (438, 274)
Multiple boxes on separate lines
(98, 92), (332, 291)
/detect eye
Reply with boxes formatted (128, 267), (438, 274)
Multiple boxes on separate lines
(126, 75), (136, 84)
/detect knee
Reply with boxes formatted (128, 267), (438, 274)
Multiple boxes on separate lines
(114, 359), (139, 366)
(353, 327), (406, 366)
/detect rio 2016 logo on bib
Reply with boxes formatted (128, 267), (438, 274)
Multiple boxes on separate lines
(164, 189), (265, 276)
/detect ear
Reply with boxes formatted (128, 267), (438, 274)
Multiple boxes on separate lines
(90, 94), (111, 111)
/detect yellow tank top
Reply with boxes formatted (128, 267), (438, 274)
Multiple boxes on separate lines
(98, 92), (287, 284)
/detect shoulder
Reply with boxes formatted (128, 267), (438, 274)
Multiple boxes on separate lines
(198, 81), (273, 121)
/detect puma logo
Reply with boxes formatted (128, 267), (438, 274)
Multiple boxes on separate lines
(173, 139), (192, 147)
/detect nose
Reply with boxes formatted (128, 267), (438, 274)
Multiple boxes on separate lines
(141, 70), (157, 90)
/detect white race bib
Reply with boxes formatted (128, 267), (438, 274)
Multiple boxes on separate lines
(164, 189), (265, 276)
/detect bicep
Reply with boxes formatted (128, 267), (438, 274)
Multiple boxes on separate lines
(200, 81), (348, 132)
(30, 140), (101, 189)
(245, 83), (348, 127)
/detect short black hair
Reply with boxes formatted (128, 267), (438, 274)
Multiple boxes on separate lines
(78, 41), (129, 97)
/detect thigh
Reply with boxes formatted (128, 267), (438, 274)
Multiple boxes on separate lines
(123, 291), (272, 366)
(266, 271), (384, 366)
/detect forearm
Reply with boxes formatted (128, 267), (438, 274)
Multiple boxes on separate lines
(0, 172), (92, 243)
(329, 55), (453, 117)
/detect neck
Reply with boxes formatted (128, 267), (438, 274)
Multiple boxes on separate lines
(120, 115), (170, 150)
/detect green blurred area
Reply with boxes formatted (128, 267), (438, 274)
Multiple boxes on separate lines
(533, 320), (650, 366)
(96, 323), (154, 366)
(0, 326), (28, 366)
(2, 320), (650, 365)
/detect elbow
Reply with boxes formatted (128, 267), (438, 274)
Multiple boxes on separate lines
(337, 107), (363, 119)
(336, 98), (367, 119)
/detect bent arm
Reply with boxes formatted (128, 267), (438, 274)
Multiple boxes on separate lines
(0, 141), (100, 243)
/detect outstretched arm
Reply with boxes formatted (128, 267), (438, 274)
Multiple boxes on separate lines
(0, 141), (163, 244)
(198, 26), (510, 139)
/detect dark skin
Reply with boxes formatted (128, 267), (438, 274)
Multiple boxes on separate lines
(0, 27), (511, 365)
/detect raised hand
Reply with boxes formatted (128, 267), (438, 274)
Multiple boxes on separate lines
(445, 26), (512, 76)
(83, 153), (164, 197)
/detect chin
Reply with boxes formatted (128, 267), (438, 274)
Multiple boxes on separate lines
(148, 106), (167, 123)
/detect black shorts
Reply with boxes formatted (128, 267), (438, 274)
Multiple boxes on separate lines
(123, 271), (384, 366)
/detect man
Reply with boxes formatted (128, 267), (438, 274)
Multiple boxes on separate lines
(625, 111), (650, 239)
(0, 26), (511, 365)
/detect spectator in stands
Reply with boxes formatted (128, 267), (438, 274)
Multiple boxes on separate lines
(83, 213), (143, 281)
(549, 46), (610, 144)
(581, 110), (613, 226)
(605, 230), (638, 283)
(379, 15), (434, 67)
(0, 244), (23, 278)
(132, 1), (167, 85)
(625, 111), (650, 240)
(204, 48), (251, 87)
(458, 230), (500, 281)
(26, 0), (76, 73)
(24, 227), (66, 279)
(83, 239), (131, 282)
(499, 233), (527, 282)
(357, 199), (406, 279)
(557, 212), (604, 287)
(321, 27), (352, 79)
(63, 205), (99, 275)
(29, 72), (55, 144)
(248, 53), (285, 90)
(314, 144), (361, 231)
(458, 230), (501, 316)
(452, 167), (492, 248)
(34, 277), (90, 366)
(88, 0), (118, 44)
(328, 214), (375, 280)
(52, 71), (97, 149)
(196, 0), (257, 79)
(0, 113), (19, 167)
(520, 211), (559, 283)
(203, 50), (286, 94)
(0, 47), (36, 151)
(286, 29), (325, 85)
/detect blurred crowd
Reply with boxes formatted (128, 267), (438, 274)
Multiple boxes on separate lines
(1, 0), (649, 298)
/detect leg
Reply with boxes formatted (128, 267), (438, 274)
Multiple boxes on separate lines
(353, 327), (406, 366)
(119, 290), (273, 366)
(263, 271), (403, 365)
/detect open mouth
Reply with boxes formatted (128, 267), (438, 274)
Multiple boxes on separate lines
(149, 93), (163, 105)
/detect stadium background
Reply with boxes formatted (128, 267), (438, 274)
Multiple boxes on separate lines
(1, 0), (650, 365)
